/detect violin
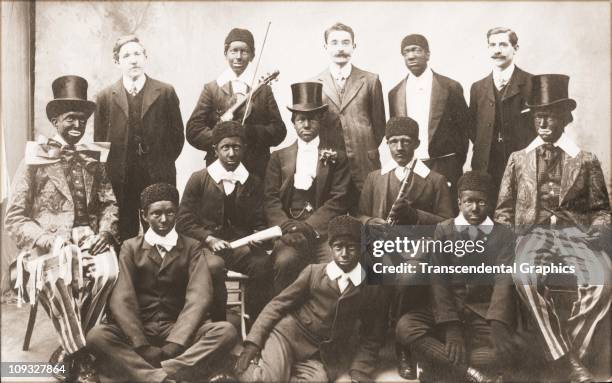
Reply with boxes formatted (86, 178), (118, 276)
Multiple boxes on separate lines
(220, 70), (280, 122)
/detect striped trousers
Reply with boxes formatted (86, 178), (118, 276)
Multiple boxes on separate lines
(22, 243), (119, 355)
(513, 227), (612, 360)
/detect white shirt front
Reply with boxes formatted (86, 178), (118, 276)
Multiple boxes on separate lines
(326, 261), (363, 293)
(294, 136), (320, 190)
(329, 62), (352, 89)
(208, 159), (250, 195)
(144, 227), (179, 257)
(216, 65), (254, 95)
(524, 133), (580, 158)
(405, 67), (433, 159)
(123, 75), (146, 95)
(492, 63), (515, 91)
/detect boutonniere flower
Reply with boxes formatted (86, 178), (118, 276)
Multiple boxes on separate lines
(319, 148), (338, 167)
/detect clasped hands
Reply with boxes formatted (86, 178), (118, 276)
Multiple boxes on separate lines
(279, 219), (316, 249)
(135, 342), (185, 367)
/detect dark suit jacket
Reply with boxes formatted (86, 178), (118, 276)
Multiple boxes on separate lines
(313, 66), (386, 190)
(246, 263), (387, 380)
(495, 148), (611, 233)
(430, 219), (517, 327)
(357, 166), (454, 225)
(108, 234), (212, 348)
(388, 71), (469, 186)
(94, 76), (185, 203)
(264, 143), (350, 236)
(469, 67), (535, 176)
(186, 80), (286, 178)
(176, 167), (266, 242)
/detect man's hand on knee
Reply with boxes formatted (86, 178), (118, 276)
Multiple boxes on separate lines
(161, 342), (185, 360)
(235, 342), (260, 375)
(444, 322), (466, 365)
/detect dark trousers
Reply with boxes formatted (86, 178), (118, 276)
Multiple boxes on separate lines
(86, 321), (238, 382)
(271, 239), (331, 294)
(119, 160), (152, 241)
(205, 245), (273, 323)
(206, 254), (229, 322)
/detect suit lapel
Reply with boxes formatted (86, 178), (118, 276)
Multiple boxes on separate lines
(393, 78), (408, 117)
(501, 69), (524, 101)
(318, 70), (342, 110)
(484, 73), (495, 105)
(524, 149), (539, 220)
(142, 241), (163, 268)
(111, 80), (129, 117)
(315, 153), (329, 207)
(339, 70), (364, 112)
(141, 78), (161, 119)
(405, 173), (426, 205)
(559, 153), (582, 205)
(428, 73), (449, 143)
(47, 164), (73, 203)
(83, 165), (95, 206)
(280, 144), (298, 195)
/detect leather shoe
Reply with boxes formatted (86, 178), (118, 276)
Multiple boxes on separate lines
(397, 349), (417, 380)
(49, 346), (71, 381)
(567, 354), (593, 383)
(74, 354), (99, 383)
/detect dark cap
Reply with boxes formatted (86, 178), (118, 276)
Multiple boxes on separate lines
(401, 34), (429, 53)
(385, 117), (419, 140)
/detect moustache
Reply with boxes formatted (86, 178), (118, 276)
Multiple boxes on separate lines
(491, 55), (506, 59)
(334, 53), (349, 57)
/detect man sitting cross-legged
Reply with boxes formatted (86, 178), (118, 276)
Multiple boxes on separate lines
(86, 183), (239, 383)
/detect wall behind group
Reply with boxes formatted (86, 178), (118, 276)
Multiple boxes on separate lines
(32, 1), (610, 194)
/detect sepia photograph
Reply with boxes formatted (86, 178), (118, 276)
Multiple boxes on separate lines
(1, 1), (610, 382)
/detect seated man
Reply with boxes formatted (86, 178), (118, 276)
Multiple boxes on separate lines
(397, 171), (533, 382)
(5, 75), (119, 381)
(177, 121), (273, 322)
(235, 216), (388, 383)
(495, 74), (612, 383)
(357, 116), (454, 379)
(265, 81), (351, 293)
(87, 183), (239, 382)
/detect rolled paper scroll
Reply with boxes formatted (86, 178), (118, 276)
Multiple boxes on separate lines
(229, 226), (283, 249)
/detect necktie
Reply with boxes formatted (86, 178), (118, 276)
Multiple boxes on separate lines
(494, 76), (507, 91)
(541, 143), (557, 164)
(220, 171), (238, 195)
(394, 166), (409, 181)
(156, 245), (168, 259)
(338, 274), (350, 293)
(336, 76), (346, 90)
(129, 85), (138, 97)
(468, 226), (484, 242)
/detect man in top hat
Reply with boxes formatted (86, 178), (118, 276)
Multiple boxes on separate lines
(95, 35), (185, 242)
(5, 75), (119, 381)
(264, 82), (351, 294)
(388, 34), (469, 207)
(187, 27), (286, 178)
(357, 116), (454, 379)
(469, 27), (535, 204)
(495, 74), (611, 382)
(177, 121), (273, 323)
(236, 215), (388, 383)
(396, 171), (535, 382)
(312, 22), (386, 206)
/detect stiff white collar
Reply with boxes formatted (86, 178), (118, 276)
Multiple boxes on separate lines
(524, 133), (580, 158)
(454, 213), (494, 235)
(492, 63), (515, 83)
(216, 65), (255, 88)
(145, 227), (178, 253)
(326, 261), (363, 287)
(330, 62), (352, 81)
(381, 158), (430, 178)
(122, 75), (146, 94)
(52, 134), (69, 147)
(407, 66), (433, 84)
(208, 159), (249, 184)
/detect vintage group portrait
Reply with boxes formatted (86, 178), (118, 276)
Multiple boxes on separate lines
(0, 1), (610, 382)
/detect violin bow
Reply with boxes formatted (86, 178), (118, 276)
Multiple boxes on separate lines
(242, 21), (272, 125)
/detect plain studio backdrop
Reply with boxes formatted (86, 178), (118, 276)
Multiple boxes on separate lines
(24, 1), (611, 194)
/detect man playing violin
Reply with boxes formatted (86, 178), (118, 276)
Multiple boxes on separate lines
(186, 28), (286, 178)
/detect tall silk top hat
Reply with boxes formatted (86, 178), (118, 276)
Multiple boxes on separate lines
(526, 74), (576, 111)
(287, 82), (328, 113)
(46, 75), (96, 121)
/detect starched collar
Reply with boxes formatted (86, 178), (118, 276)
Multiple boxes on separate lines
(144, 227), (178, 253)
(524, 133), (580, 158)
(207, 159), (249, 185)
(381, 158), (430, 179)
(122, 75), (146, 94)
(454, 213), (494, 235)
(329, 62), (352, 81)
(326, 261), (363, 287)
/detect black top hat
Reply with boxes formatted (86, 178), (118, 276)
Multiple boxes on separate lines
(46, 75), (96, 121)
(526, 74), (576, 111)
(287, 82), (328, 113)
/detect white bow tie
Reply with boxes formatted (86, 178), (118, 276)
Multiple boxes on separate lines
(338, 274), (351, 293)
(219, 171), (239, 195)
